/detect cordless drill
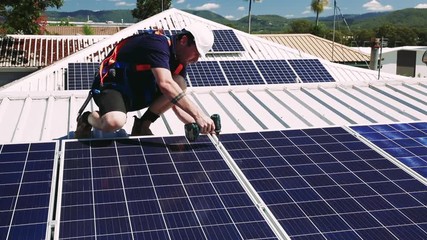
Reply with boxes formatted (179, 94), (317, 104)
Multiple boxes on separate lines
(185, 114), (221, 142)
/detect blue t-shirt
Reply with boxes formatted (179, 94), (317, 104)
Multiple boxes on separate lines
(109, 33), (186, 110)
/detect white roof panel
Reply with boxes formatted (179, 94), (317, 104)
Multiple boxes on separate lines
(1, 79), (426, 143)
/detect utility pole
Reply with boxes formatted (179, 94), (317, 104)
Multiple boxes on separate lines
(332, 0), (337, 62)
(248, 0), (252, 34)
(378, 37), (384, 80)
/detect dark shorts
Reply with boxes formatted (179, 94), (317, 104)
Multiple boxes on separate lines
(91, 68), (164, 115)
(93, 87), (162, 116)
(93, 89), (128, 116)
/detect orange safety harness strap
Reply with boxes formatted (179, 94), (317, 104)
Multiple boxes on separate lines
(173, 64), (184, 75)
(98, 38), (129, 87)
(134, 63), (183, 75)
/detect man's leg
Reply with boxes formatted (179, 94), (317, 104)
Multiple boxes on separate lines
(89, 111), (127, 132)
(75, 89), (128, 138)
(131, 75), (189, 136)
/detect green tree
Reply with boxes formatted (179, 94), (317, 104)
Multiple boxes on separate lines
(289, 19), (313, 33)
(375, 24), (398, 46)
(310, 22), (328, 37)
(83, 25), (94, 35)
(0, 0), (63, 34)
(351, 28), (376, 47)
(311, 0), (329, 27)
(415, 29), (427, 46)
(376, 24), (419, 47)
(132, 0), (171, 21)
(395, 27), (418, 46)
(288, 19), (329, 39)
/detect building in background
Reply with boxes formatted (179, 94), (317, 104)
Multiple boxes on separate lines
(357, 46), (427, 78)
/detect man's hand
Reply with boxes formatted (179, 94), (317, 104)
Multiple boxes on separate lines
(195, 115), (215, 134)
(184, 114), (221, 142)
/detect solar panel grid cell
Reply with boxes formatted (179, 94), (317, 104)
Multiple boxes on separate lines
(165, 29), (243, 53)
(254, 60), (297, 84)
(67, 63), (99, 90)
(211, 30), (245, 53)
(59, 137), (277, 239)
(186, 61), (228, 87)
(0, 142), (56, 240)
(288, 59), (335, 83)
(67, 58), (335, 89)
(351, 122), (427, 178)
(220, 60), (265, 85)
(221, 127), (427, 239)
(170, 29), (182, 36)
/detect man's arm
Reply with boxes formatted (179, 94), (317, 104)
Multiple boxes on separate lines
(151, 68), (215, 134)
(172, 105), (194, 124)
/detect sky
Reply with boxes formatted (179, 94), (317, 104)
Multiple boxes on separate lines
(53, 0), (427, 20)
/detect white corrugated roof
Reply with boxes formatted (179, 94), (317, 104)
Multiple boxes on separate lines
(1, 79), (426, 143)
(0, 8), (426, 144)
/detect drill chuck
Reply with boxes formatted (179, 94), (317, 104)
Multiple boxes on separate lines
(210, 114), (221, 135)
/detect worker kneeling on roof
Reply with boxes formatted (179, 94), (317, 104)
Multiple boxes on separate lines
(75, 23), (215, 138)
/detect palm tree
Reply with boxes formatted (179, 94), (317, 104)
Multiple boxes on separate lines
(311, 0), (329, 27)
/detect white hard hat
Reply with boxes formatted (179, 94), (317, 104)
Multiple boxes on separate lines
(183, 23), (214, 57)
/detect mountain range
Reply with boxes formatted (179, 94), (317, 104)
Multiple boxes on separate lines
(45, 8), (427, 33)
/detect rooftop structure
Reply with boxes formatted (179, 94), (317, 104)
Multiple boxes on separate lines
(0, 8), (426, 240)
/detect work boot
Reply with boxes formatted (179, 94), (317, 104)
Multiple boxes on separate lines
(131, 116), (153, 136)
(75, 111), (92, 138)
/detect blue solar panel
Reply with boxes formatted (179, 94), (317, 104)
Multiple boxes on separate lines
(0, 142), (57, 240)
(221, 128), (427, 239)
(163, 29), (244, 53)
(138, 29), (150, 34)
(288, 59), (335, 83)
(57, 136), (277, 239)
(212, 30), (245, 53)
(67, 62), (98, 90)
(186, 61), (228, 87)
(161, 29), (182, 37)
(220, 60), (265, 85)
(254, 60), (297, 84)
(170, 29), (182, 35)
(351, 122), (427, 178)
(137, 29), (176, 36)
